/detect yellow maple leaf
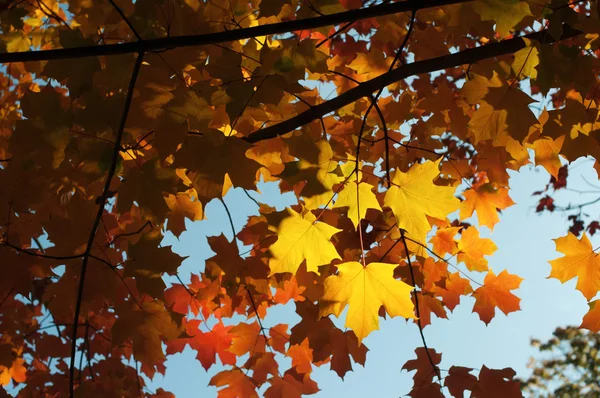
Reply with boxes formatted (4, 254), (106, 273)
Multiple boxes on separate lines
(529, 136), (565, 178)
(471, 0), (532, 38)
(549, 232), (600, 301)
(302, 140), (344, 210)
(333, 181), (381, 229)
(512, 40), (539, 79)
(165, 189), (204, 237)
(268, 208), (341, 275)
(319, 261), (415, 342)
(467, 87), (538, 144)
(461, 72), (503, 105)
(384, 159), (460, 244)
(6, 32), (32, 53)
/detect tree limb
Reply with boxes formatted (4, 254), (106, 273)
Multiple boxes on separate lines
(0, 0), (470, 63)
(244, 25), (582, 144)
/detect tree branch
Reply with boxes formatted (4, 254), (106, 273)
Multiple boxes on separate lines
(1, 241), (84, 261)
(244, 24), (582, 144)
(0, 0), (470, 63)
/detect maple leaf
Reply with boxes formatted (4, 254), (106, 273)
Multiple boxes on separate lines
(206, 234), (270, 292)
(414, 292), (448, 327)
(529, 136), (565, 178)
(402, 347), (443, 398)
(435, 272), (474, 311)
(430, 226), (460, 257)
(268, 207), (341, 275)
(164, 189), (204, 237)
(457, 227), (497, 272)
(580, 300), (600, 332)
(470, 0), (532, 38)
(228, 322), (266, 357)
(287, 339), (313, 374)
(0, 358), (26, 387)
(468, 87), (538, 144)
(274, 276), (306, 305)
(512, 41), (539, 79)
(249, 352), (279, 386)
(112, 300), (182, 365)
(165, 319), (235, 370)
(125, 236), (185, 299)
(472, 365), (522, 397)
(333, 180), (381, 229)
(319, 261), (415, 342)
(460, 182), (515, 230)
(209, 369), (258, 398)
(472, 270), (523, 324)
(384, 159), (460, 244)
(444, 366), (478, 398)
(264, 371), (320, 398)
(172, 130), (260, 204)
(268, 324), (290, 354)
(549, 232), (600, 300)
(282, 139), (344, 209)
(329, 328), (368, 379)
(117, 160), (181, 221)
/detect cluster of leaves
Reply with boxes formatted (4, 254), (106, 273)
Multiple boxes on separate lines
(0, 0), (598, 396)
(520, 326), (600, 397)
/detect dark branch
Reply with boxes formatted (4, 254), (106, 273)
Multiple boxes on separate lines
(106, 220), (153, 247)
(0, 0), (471, 63)
(1, 241), (83, 261)
(244, 24), (582, 144)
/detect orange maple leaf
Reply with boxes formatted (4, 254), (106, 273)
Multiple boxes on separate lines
(580, 300), (600, 332)
(460, 182), (515, 229)
(549, 232), (600, 300)
(166, 319), (235, 370)
(472, 270), (523, 324)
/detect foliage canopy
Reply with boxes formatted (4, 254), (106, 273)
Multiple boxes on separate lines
(0, 0), (599, 396)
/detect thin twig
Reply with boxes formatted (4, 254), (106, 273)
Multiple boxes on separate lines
(400, 229), (442, 382)
(108, 0), (143, 41)
(403, 235), (483, 287)
(242, 189), (261, 208)
(1, 241), (83, 261)
(107, 220), (153, 247)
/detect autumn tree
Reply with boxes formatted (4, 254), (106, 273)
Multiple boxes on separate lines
(521, 326), (600, 397)
(0, 0), (598, 396)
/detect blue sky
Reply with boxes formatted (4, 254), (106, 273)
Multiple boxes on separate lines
(145, 156), (600, 397)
